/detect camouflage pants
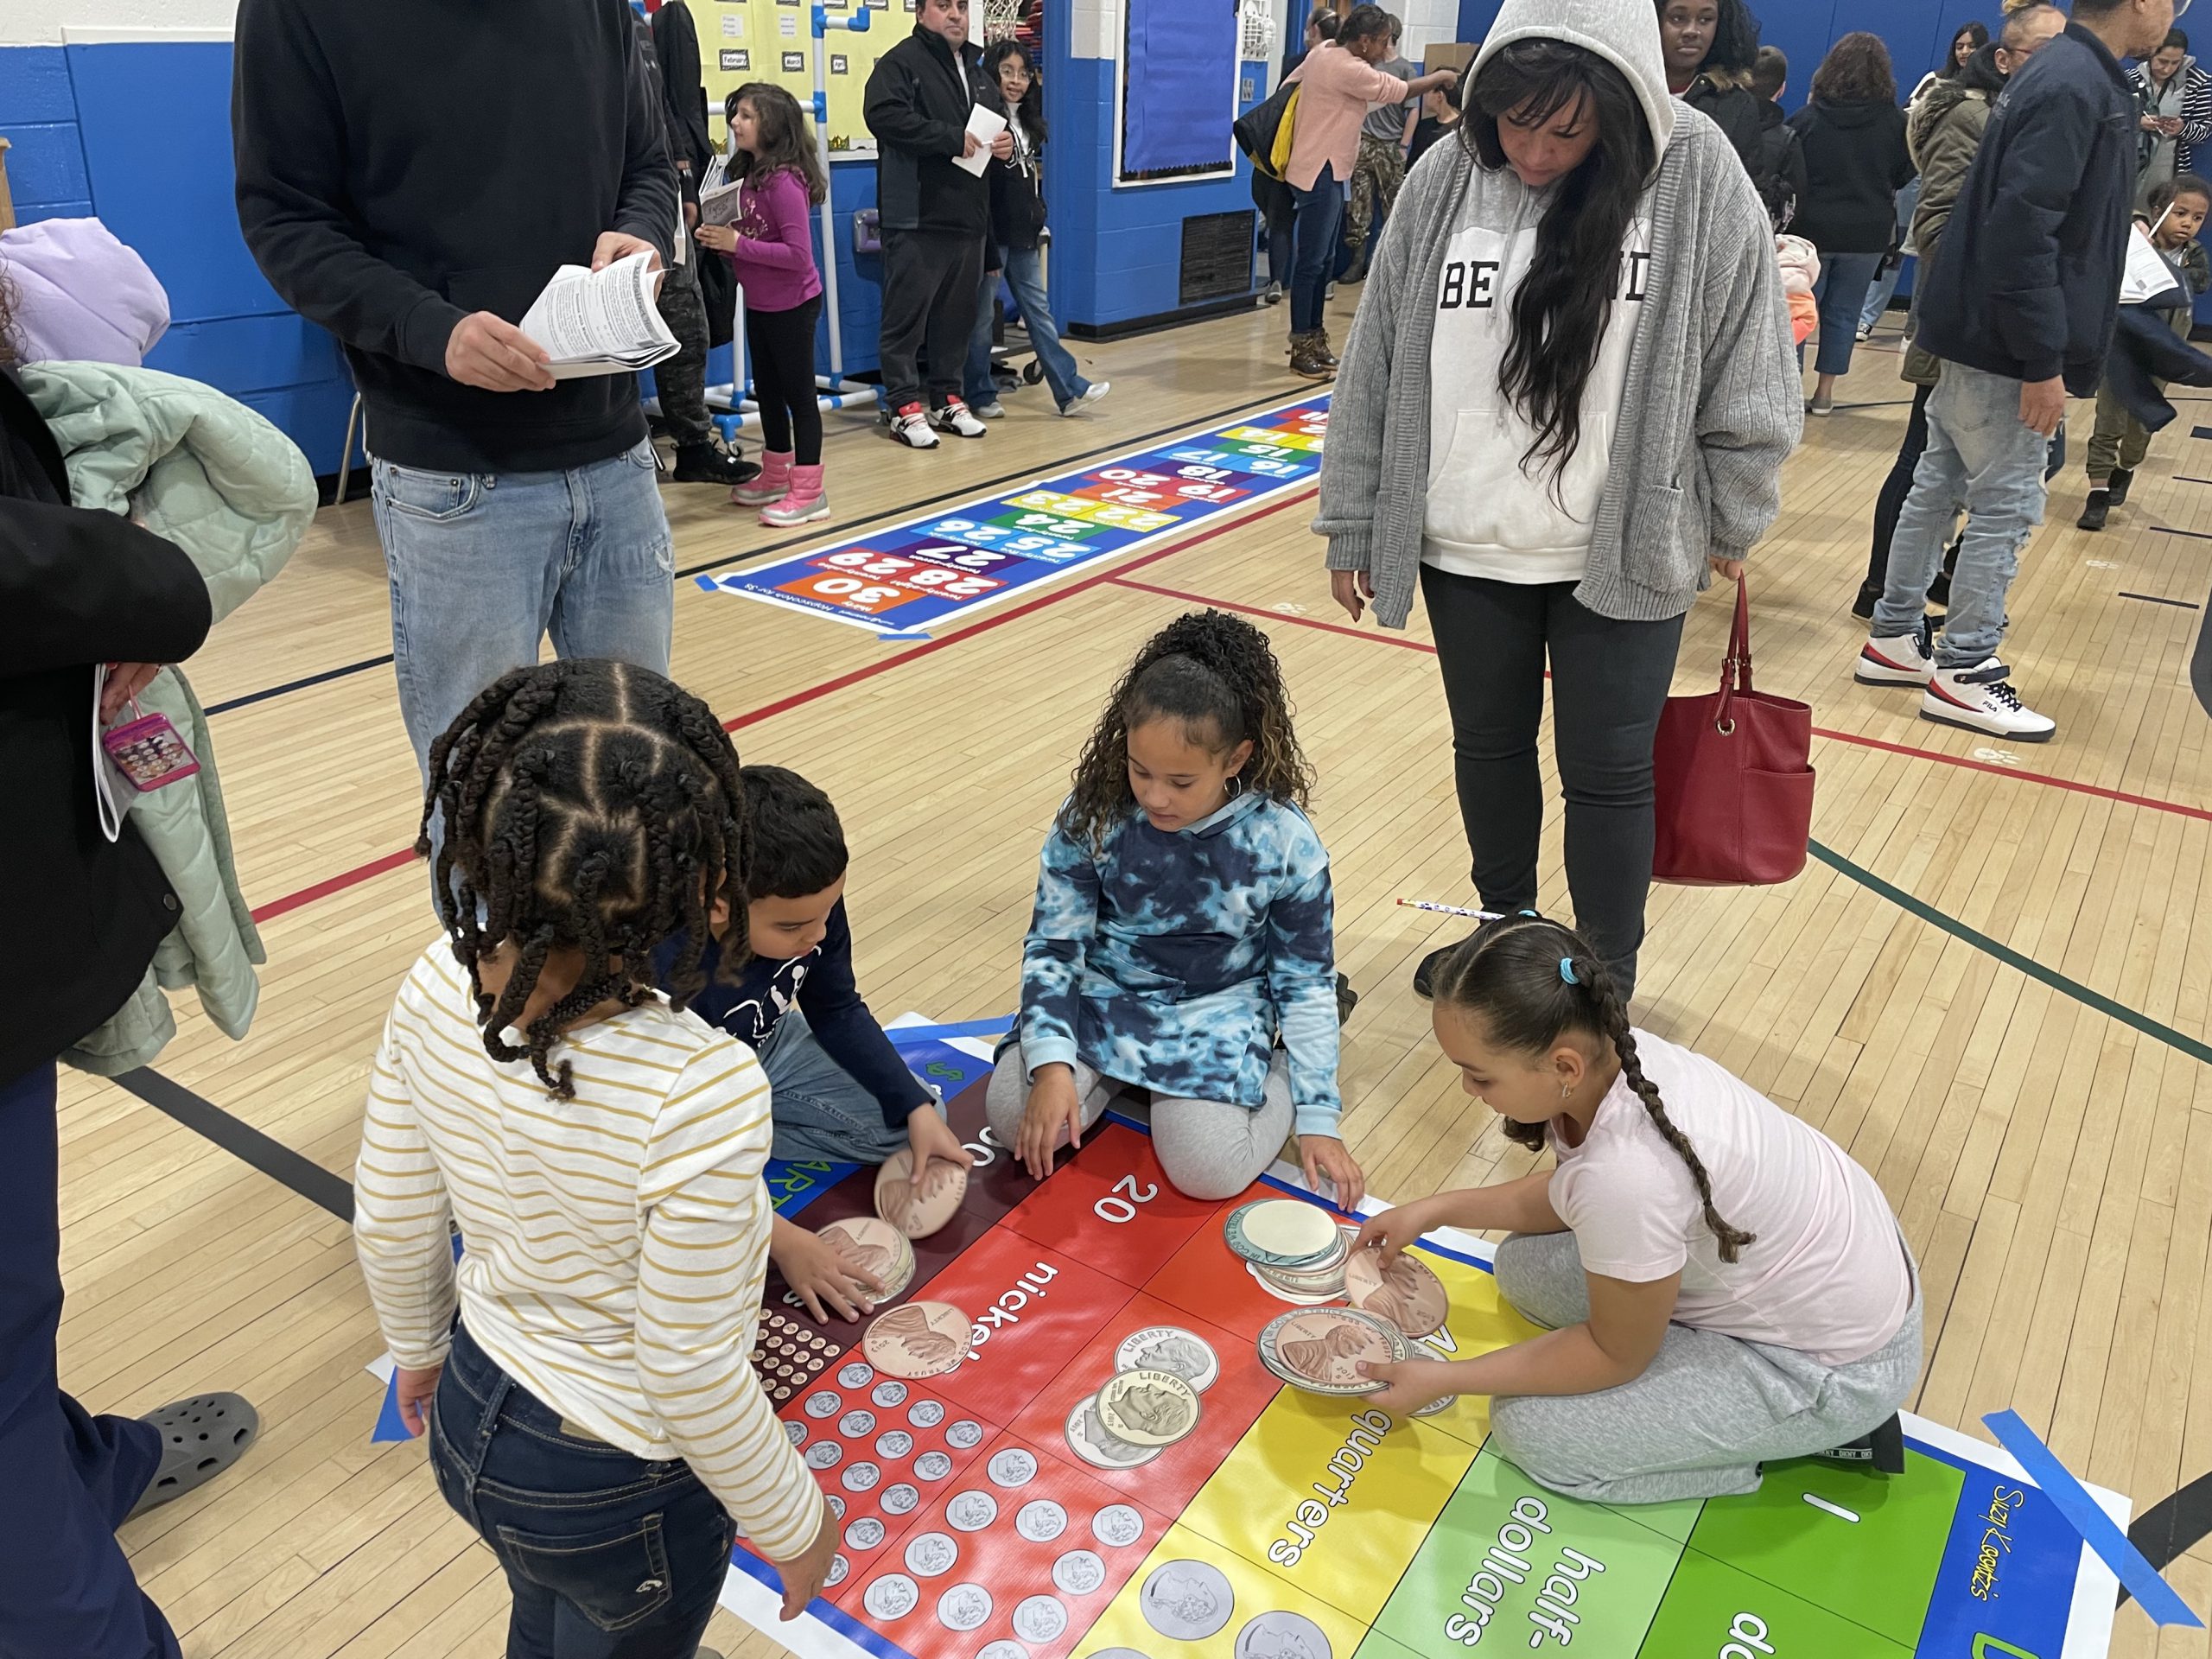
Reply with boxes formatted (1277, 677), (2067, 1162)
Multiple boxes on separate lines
(1344, 132), (1406, 257)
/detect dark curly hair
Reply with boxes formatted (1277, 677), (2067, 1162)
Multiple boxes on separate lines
(1655, 0), (1760, 76)
(1433, 912), (1758, 1264)
(1059, 609), (1313, 849)
(1812, 32), (1897, 104)
(418, 659), (752, 1098)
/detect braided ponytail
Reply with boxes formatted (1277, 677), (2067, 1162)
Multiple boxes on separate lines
(1432, 913), (1757, 1262)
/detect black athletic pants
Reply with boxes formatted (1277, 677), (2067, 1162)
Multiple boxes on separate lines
(879, 229), (984, 411)
(749, 296), (824, 464)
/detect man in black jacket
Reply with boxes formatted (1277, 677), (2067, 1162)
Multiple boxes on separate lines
(865, 0), (1012, 448)
(1858, 0), (2172, 742)
(232, 0), (680, 780)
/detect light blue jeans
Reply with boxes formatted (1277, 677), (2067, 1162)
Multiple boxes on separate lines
(963, 244), (1093, 412)
(757, 1009), (913, 1165)
(1872, 361), (2047, 667)
(370, 438), (674, 779)
(1859, 179), (1920, 332)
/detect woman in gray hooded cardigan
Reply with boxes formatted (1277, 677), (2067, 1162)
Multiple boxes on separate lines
(1318, 0), (1797, 1002)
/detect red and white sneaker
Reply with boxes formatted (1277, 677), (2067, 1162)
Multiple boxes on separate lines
(1922, 658), (2056, 741)
(888, 403), (939, 449)
(1855, 617), (1936, 686)
(930, 398), (988, 439)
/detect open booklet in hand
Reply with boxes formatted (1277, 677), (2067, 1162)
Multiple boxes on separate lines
(517, 251), (679, 379)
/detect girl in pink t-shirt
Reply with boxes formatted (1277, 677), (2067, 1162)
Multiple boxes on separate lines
(1356, 912), (1921, 1504)
(698, 84), (830, 527)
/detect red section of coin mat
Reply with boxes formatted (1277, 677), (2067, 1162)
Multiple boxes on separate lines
(999, 1121), (1226, 1288)
(1145, 1183), (1354, 1344)
(1007, 1291), (1280, 1517)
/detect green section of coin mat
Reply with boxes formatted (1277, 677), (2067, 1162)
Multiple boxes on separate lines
(1685, 1451), (1965, 1650)
(1348, 1631), (1427, 1659)
(1599, 1491), (1707, 1544)
(1637, 1548), (1914, 1657)
(1371, 1445), (1681, 1657)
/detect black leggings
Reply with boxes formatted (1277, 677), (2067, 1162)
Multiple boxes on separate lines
(1865, 383), (1932, 603)
(1421, 564), (1686, 1000)
(748, 296), (824, 465)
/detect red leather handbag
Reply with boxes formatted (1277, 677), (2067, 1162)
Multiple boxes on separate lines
(1651, 577), (1815, 886)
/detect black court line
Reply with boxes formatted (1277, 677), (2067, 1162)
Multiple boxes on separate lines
(2152, 523), (2212, 541)
(201, 387), (1306, 722)
(111, 1068), (353, 1222)
(2118, 591), (2202, 609)
(2126, 1471), (2212, 1607)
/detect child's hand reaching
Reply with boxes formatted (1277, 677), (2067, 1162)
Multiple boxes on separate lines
(772, 1219), (886, 1322)
(1017, 1063), (1085, 1179)
(1299, 1134), (1367, 1213)
(905, 1104), (974, 1194)
(1352, 1200), (1429, 1266)
(1357, 1356), (1459, 1416)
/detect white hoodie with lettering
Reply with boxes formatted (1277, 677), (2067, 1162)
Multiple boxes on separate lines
(1420, 0), (1675, 583)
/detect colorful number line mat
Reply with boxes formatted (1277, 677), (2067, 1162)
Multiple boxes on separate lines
(696, 397), (1330, 639)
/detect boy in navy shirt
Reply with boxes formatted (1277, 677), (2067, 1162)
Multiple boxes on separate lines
(659, 766), (972, 1319)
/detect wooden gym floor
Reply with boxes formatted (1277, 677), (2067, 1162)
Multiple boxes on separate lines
(60, 295), (2212, 1656)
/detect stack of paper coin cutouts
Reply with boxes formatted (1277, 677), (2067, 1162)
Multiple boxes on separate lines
(1061, 1325), (1218, 1470)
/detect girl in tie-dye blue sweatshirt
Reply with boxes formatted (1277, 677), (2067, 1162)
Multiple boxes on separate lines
(985, 611), (1367, 1209)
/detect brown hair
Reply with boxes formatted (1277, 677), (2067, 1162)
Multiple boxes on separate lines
(726, 81), (829, 205)
(1811, 31), (1897, 103)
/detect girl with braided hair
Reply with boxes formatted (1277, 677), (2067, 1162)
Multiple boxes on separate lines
(1354, 912), (1922, 1503)
(986, 610), (1367, 1208)
(354, 660), (836, 1653)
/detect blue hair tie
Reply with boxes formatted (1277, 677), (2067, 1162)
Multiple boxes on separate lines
(1559, 957), (1579, 986)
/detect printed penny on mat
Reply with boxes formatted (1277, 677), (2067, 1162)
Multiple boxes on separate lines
(1235, 1610), (1334, 1659)
(1114, 1325), (1220, 1393)
(1140, 1560), (1236, 1640)
(1257, 1307), (1408, 1395)
(1344, 1247), (1449, 1337)
(1065, 1393), (1161, 1470)
(875, 1147), (970, 1238)
(1095, 1368), (1201, 1446)
(864, 1302), (972, 1379)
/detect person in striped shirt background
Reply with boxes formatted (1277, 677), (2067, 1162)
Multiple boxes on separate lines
(353, 659), (836, 1659)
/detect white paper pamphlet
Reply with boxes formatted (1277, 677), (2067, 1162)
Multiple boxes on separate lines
(517, 251), (679, 378)
(954, 105), (1007, 176)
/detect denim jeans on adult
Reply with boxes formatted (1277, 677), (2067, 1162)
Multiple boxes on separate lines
(1419, 565), (1687, 1001)
(963, 244), (1092, 413)
(1872, 360), (2048, 668)
(756, 1009), (913, 1165)
(371, 440), (675, 780)
(428, 1320), (734, 1659)
(1289, 163), (1344, 335)
(1809, 250), (1883, 378)
(1857, 178), (1920, 333)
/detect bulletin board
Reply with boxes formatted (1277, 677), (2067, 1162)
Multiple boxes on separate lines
(696, 0), (915, 158)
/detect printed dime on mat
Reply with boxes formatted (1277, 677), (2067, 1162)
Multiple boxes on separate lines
(1257, 1307), (1408, 1395)
(817, 1216), (916, 1302)
(874, 1147), (969, 1239)
(863, 1302), (972, 1379)
(1065, 1392), (1161, 1470)
(1344, 1244), (1449, 1337)
(1141, 1559), (1236, 1640)
(1095, 1367), (1201, 1446)
(1115, 1325), (1221, 1393)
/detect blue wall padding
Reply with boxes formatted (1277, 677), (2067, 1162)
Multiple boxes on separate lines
(1119, 0), (1238, 177)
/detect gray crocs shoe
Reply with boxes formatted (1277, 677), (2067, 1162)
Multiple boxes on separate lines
(125, 1392), (259, 1520)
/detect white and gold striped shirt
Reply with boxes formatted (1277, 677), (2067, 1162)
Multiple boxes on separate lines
(354, 942), (823, 1560)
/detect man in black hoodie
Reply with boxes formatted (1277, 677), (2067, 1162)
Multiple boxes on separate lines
(232, 0), (679, 779)
(865, 0), (1011, 448)
(1857, 0), (2171, 742)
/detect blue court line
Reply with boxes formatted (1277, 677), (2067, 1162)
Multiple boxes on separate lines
(1984, 1409), (2204, 1627)
(884, 1017), (1012, 1046)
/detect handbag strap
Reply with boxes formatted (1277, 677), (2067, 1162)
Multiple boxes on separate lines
(1713, 576), (1753, 733)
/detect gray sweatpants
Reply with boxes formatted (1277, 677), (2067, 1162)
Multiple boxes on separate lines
(1487, 1230), (1923, 1504)
(985, 1039), (1295, 1202)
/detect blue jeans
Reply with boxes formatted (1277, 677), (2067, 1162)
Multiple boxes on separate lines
(371, 439), (674, 779)
(429, 1321), (734, 1659)
(757, 1010), (912, 1165)
(1290, 163), (1344, 334)
(1810, 250), (1884, 378)
(1873, 361), (2047, 667)
(1859, 180), (1920, 332)
(0, 1063), (179, 1659)
(963, 245), (1093, 412)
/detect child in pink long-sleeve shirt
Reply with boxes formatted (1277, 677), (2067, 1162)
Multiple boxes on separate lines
(699, 84), (831, 525)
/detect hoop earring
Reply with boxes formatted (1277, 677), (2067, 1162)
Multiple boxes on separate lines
(1225, 772), (1244, 799)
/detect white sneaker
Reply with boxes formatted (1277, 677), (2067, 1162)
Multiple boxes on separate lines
(889, 404), (938, 449)
(1922, 658), (2056, 741)
(1855, 617), (1935, 686)
(930, 399), (988, 439)
(974, 401), (1007, 420)
(1062, 382), (1109, 416)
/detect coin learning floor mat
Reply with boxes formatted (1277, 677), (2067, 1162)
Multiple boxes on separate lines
(713, 1066), (2132, 1659)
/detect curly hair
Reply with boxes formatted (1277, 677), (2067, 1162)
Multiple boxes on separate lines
(1433, 912), (1758, 1264)
(418, 659), (752, 1098)
(1812, 32), (1897, 104)
(1059, 609), (1314, 849)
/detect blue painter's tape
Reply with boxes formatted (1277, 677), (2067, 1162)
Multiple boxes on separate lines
(695, 575), (720, 591)
(372, 1373), (411, 1443)
(885, 1017), (1012, 1045)
(1984, 1408), (2203, 1627)
(875, 630), (931, 642)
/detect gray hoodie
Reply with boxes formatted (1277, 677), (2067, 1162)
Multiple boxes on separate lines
(1314, 0), (1799, 627)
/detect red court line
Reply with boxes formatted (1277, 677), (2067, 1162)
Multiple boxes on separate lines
(247, 487), (1320, 925)
(1109, 575), (2212, 828)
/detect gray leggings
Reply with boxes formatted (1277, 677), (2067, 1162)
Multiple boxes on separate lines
(984, 1039), (1295, 1202)
(1486, 1230), (1923, 1504)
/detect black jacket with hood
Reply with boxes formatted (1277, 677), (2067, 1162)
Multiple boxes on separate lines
(1682, 67), (1764, 177)
(1786, 95), (1916, 252)
(864, 23), (1007, 237)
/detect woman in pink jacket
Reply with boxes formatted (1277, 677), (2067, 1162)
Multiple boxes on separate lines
(699, 84), (832, 526)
